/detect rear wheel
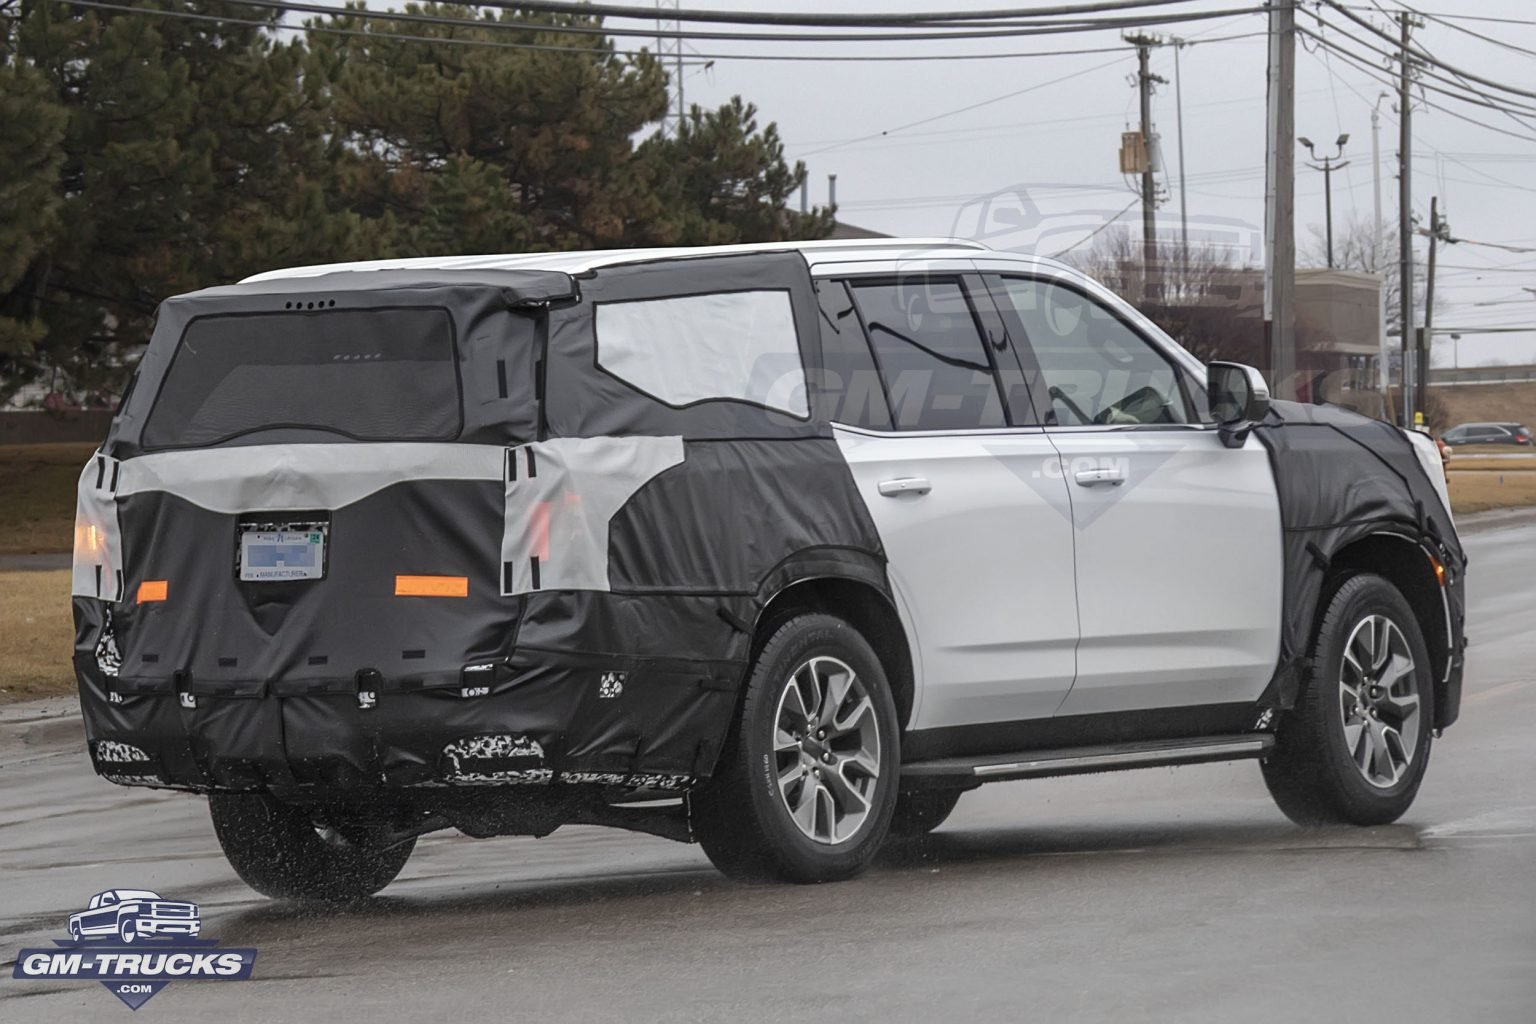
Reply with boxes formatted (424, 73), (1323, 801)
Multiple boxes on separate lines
(209, 793), (414, 901)
(693, 613), (900, 883)
(888, 789), (964, 838)
(1262, 573), (1434, 826)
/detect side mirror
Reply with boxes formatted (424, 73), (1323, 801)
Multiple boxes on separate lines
(1207, 361), (1271, 447)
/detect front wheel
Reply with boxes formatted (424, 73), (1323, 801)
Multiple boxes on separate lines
(693, 613), (900, 884)
(209, 793), (414, 901)
(1262, 573), (1434, 826)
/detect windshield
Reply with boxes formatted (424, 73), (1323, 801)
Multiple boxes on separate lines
(141, 307), (461, 449)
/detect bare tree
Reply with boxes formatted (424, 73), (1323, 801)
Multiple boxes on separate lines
(1299, 217), (1429, 340)
(1070, 227), (1265, 367)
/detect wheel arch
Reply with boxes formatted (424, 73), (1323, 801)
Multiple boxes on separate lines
(1325, 532), (1453, 726)
(753, 576), (916, 731)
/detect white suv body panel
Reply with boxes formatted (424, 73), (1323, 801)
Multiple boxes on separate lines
(835, 425), (1079, 730)
(818, 249), (1284, 725)
(1048, 428), (1284, 715)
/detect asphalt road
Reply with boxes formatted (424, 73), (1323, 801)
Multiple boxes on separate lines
(2, 520), (1534, 1023)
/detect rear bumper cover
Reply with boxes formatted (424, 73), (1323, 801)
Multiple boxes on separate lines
(75, 596), (746, 796)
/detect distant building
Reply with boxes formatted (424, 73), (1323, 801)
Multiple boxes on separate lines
(1155, 266), (1385, 414)
(826, 221), (889, 240)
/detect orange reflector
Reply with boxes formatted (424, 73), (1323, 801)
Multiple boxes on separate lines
(1432, 558), (1447, 587)
(394, 575), (468, 598)
(137, 580), (168, 604)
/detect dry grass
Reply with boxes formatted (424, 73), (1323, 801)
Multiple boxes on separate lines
(1447, 462), (1536, 515)
(1447, 444), (1536, 457)
(0, 569), (75, 702)
(0, 442), (96, 555)
(1450, 456), (1536, 472)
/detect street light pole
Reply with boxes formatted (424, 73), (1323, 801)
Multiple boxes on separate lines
(1299, 134), (1351, 269)
(1171, 36), (1189, 260)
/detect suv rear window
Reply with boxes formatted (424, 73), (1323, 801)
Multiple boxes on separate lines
(142, 308), (461, 449)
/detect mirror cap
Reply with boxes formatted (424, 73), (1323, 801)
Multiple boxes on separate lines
(1207, 361), (1271, 426)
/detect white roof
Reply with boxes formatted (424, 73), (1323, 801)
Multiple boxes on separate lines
(240, 238), (1073, 283)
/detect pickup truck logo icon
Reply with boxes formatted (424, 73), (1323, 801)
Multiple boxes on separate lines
(12, 888), (254, 1009)
(69, 889), (201, 944)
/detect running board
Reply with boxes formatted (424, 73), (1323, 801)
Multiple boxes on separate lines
(900, 734), (1273, 785)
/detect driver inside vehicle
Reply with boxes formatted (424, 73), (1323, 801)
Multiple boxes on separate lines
(996, 276), (1189, 427)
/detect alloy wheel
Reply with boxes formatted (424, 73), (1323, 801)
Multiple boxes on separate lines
(1339, 614), (1422, 788)
(772, 656), (882, 845)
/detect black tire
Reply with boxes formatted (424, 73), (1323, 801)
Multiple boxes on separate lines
(693, 613), (901, 884)
(209, 793), (414, 901)
(888, 788), (964, 838)
(1262, 573), (1435, 826)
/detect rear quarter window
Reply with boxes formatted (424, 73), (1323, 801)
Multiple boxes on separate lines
(593, 290), (809, 418)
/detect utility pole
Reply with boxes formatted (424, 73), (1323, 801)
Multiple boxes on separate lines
(1299, 135), (1350, 268)
(655, 0), (682, 138)
(1372, 93), (1389, 400)
(1171, 37), (1190, 261)
(1127, 34), (1165, 298)
(1397, 11), (1416, 428)
(1419, 196), (1444, 417)
(1263, 0), (1297, 400)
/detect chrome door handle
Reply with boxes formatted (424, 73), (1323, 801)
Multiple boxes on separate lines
(877, 477), (932, 497)
(1073, 467), (1125, 487)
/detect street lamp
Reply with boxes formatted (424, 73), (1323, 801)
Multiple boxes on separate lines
(1300, 133), (1351, 269)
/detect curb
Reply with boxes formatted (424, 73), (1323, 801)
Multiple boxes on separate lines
(1455, 506), (1536, 535)
(0, 695), (84, 765)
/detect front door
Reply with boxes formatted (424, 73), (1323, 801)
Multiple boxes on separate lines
(985, 271), (1283, 716)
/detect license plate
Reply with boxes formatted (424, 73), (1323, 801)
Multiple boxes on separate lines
(238, 524), (327, 582)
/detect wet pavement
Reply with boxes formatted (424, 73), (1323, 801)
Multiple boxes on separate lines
(1, 519), (1533, 1022)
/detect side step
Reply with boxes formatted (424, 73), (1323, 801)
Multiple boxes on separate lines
(901, 734), (1273, 785)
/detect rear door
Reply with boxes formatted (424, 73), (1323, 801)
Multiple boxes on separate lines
(982, 268), (1283, 716)
(817, 267), (1080, 729)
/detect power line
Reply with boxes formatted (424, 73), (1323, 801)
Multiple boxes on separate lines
(798, 54), (1130, 158)
(1298, 27), (1536, 145)
(53, 0), (653, 57)
(1301, 14), (1536, 119)
(393, 0), (1236, 29)
(1344, 7), (1536, 29)
(789, 36), (1272, 150)
(1412, 7), (1536, 60)
(189, 0), (1267, 45)
(1299, 20), (1536, 202)
(1048, 198), (1143, 258)
(1320, 0), (1536, 102)
(48, 0), (1266, 63)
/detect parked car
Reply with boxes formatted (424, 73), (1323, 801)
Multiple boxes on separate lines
(68, 889), (200, 943)
(1441, 422), (1533, 446)
(71, 240), (1467, 900)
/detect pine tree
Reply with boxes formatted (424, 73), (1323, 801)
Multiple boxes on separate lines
(0, 1), (832, 404)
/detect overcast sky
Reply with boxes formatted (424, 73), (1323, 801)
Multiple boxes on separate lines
(285, 0), (1536, 368)
(659, 0), (1536, 368)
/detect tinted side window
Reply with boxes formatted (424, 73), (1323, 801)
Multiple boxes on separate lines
(813, 280), (893, 430)
(993, 277), (1190, 426)
(847, 279), (1005, 431)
